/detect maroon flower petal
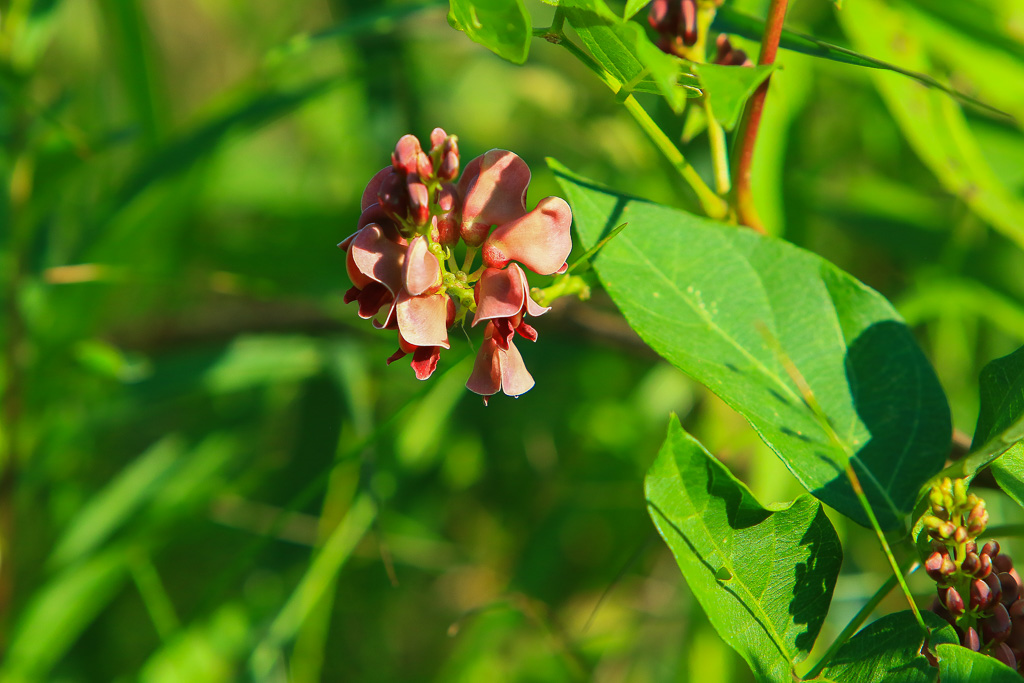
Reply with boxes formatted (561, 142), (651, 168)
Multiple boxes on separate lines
(492, 318), (515, 351)
(403, 236), (442, 296)
(516, 321), (538, 342)
(386, 347), (408, 365)
(357, 203), (405, 243)
(396, 291), (451, 349)
(482, 196), (572, 275)
(361, 166), (392, 211)
(410, 346), (441, 380)
(350, 224), (407, 295)
(355, 282), (393, 320)
(472, 267), (526, 326)
(461, 150), (530, 231)
(466, 337), (501, 397)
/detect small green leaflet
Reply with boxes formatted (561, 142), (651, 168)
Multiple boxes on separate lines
(448, 0), (532, 65)
(937, 643), (1022, 682)
(693, 63), (774, 130)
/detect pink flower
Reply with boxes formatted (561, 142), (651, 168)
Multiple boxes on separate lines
(465, 321), (535, 401)
(459, 150), (572, 275)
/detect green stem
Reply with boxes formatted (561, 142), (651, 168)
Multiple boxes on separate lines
(129, 553), (181, 641)
(703, 98), (731, 195)
(847, 463), (924, 628)
(553, 36), (728, 219)
(802, 559), (917, 679)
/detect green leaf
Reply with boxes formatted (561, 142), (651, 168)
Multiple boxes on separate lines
(937, 643), (1022, 682)
(837, 0), (1024, 250)
(693, 63), (775, 130)
(563, 0), (698, 113)
(993, 443), (1024, 510)
(820, 611), (955, 682)
(646, 418), (841, 681)
(712, 6), (1008, 119)
(622, 0), (648, 20)
(551, 159), (951, 529)
(448, 0), (532, 65)
(970, 346), (1024, 504)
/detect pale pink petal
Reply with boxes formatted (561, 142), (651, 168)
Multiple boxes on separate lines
(466, 337), (501, 397)
(554, 262), (568, 274)
(392, 134), (422, 175)
(510, 264), (550, 317)
(482, 197), (572, 275)
(372, 298), (397, 330)
(429, 127), (447, 151)
(499, 340), (535, 397)
(410, 346), (441, 380)
(361, 167), (392, 211)
(350, 224), (406, 295)
(461, 150), (530, 230)
(456, 154), (483, 201)
(472, 267), (525, 326)
(338, 231), (358, 251)
(403, 236), (441, 296)
(396, 291), (451, 349)
(346, 249), (372, 289)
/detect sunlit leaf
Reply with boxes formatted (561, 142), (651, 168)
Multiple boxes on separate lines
(646, 418), (841, 680)
(820, 611), (956, 682)
(693, 63), (774, 130)
(937, 643), (1022, 682)
(448, 0), (532, 65)
(552, 159), (951, 529)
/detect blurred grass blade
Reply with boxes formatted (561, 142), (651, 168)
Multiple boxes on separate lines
(396, 355), (472, 470)
(115, 79), (339, 210)
(713, 6), (1011, 120)
(2, 549), (128, 681)
(49, 437), (183, 568)
(250, 493), (377, 678)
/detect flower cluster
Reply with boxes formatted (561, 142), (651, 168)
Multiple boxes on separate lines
(923, 477), (1024, 673)
(339, 129), (572, 401)
(712, 34), (752, 67)
(648, 0), (699, 53)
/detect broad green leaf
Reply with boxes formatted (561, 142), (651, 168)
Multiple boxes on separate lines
(448, 0), (532, 65)
(49, 437), (183, 568)
(837, 0), (1024, 250)
(552, 159), (951, 529)
(563, 0), (698, 112)
(937, 643), (1021, 682)
(969, 346), (1024, 504)
(992, 443), (1024, 509)
(712, 6), (1008, 118)
(693, 63), (775, 130)
(820, 611), (955, 682)
(646, 418), (841, 681)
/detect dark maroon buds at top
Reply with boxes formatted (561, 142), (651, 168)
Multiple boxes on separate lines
(713, 34), (752, 67)
(648, 0), (698, 55)
(945, 587), (966, 616)
(963, 626), (981, 651)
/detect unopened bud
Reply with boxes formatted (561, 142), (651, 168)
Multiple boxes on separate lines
(1010, 598), (1024, 620)
(977, 552), (993, 579)
(954, 478), (968, 507)
(416, 152), (433, 180)
(954, 525), (969, 544)
(993, 642), (1017, 670)
(966, 540), (978, 554)
(439, 150), (459, 181)
(929, 488), (945, 512)
(963, 626), (981, 651)
(983, 603), (1012, 643)
(971, 578), (993, 610)
(986, 573), (1004, 606)
(945, 586), (966, 616)
(406, 179), (430, 226)
(378, 171), (409, 220)
(984, 541), (1001, 560)
(1000, 572), (1020, 605)
(961, 552), (980, 576)
(429, 127), (447, 152)
(680, 0), (697, 46)
(392, 134), (422, 175)
(926, 551), (946, 582)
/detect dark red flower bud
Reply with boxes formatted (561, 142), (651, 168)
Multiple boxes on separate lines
(680, 0), (697, 46)
(996, 554), (1014, 573)
(648, 0), (673, 33)
(439, 150), (459, 182)
(984, 541), (1001, 559)
(416, 152), (433, 180)
(962, 626), (981, 651)
(993, 642), (1017, 670)
(433, 184), (459, 247)
(962, 552), (981, 576)
(392, 134), (422, 175)
(954, 525), (969, 543)
(986, 573), (1005, 606)
(1001, 572), (1020, 605)
(407, 178), (430, 226)
(966, 541), (978, 555)
(429, 127), (447, 152)
(945, 586), (965, 616)
(378, 170), (410, 222)
(983, 603), (1012, 643)
(926, 551), (947, 582)
(977, 553), (994, 579)
(930, 596), (954, 625)
(972, 578), (993, 610)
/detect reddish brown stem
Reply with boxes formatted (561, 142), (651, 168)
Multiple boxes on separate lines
(730, 0), (789, 232)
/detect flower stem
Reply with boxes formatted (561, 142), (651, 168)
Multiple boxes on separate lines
(703, 98), (731, 195)
(846, 463), (925, 629)
(552, 36), (728, 219)
(730, 0), (788, 233)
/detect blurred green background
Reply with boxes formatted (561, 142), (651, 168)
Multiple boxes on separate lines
(1, 0), (1023, 680)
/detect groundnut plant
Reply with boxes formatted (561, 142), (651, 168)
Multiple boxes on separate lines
(337, 0), (1024, 681)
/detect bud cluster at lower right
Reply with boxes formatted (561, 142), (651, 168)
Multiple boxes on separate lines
(924, 477), (1024, 673)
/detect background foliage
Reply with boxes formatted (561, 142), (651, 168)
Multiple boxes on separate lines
(1, 0), (1023, 680)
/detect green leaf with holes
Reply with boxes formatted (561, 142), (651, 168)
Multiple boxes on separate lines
(552, 159), (951, 529)
(646, 418), (841, 681)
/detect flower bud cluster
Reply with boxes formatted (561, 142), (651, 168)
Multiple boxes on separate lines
(712, 34), (752, 67)
(924, 478), (1024, 673)
(339, 129), (573, 401)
